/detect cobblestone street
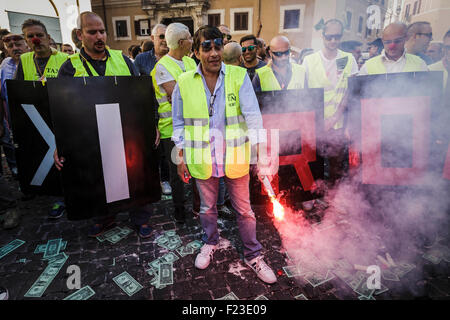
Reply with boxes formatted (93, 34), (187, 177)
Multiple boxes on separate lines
(1, 162), (450, 301)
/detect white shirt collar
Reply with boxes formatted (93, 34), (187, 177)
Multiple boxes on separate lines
(380, 49), (406, 63)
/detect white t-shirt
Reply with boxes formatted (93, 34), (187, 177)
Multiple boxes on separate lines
(154, 55), (186, 94)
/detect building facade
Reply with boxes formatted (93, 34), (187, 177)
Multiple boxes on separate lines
(400, 0), (449, 41)
(92, 0), (388, 54)
(0, 0), (92, 48)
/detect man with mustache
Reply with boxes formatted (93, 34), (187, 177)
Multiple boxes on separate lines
(171, 25), (277, 284)
(14, 19), (68, 81)
(54, 12), (157, 239)
(0, 33), (29, 229)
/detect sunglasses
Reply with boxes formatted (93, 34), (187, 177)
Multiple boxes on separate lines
(242, 45), (256, 53)
(383, 37), (405, 45)
(416, 32), (433, 39)
(158, 34), (165, 40)
(271, 49), (290, 57)
(222, 33), (232, 41)
(323, 34), (342, 41)
(200, 38), (223, 52)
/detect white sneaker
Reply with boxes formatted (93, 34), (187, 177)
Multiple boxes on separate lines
(160, 181), (172, 195)
(245, 256), (277, 284)
(195, 244), (216, 269)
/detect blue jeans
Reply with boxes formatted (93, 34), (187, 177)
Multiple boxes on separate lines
(195, 174), (262, 260)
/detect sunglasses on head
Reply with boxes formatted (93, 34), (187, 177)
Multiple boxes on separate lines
(222, 33), (232, 41)
(271, 49), (290, 57)
(242, 45), (256, 53)
(323, 34), (342, 41)
(200, 38), (223, 51)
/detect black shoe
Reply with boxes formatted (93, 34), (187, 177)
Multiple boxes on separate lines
(88, 220), (116, 238)
(174, 207), (186, 223)
(0, 287), (8, 300)
(218, 204), (234, 220)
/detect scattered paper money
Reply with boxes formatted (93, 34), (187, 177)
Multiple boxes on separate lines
(113, 271), (143, 297)
(186, 240), (203, 251)
(176, 246), (194, 257)
(354, 274), (375, 298)
(358, 295), (376, 300)
(158, 263), (174, 286)
(374, 283), (389, 296)
(34, 244), (47, 254)
(255, 295), (269, 300)
(216, 292), (239, 300)
(304, 270), (335, 288)
(43, 239), (62, 259)
(162, 252), (179, 264)
(24, 253), (68, 297)
(63, 286), (95, 300)
(381, 269), (400, 282)
(0, 239), (25, 260)
(283, 265), (302, 278)
(391, 262), (416, 278)
(294, 294), (308, 300)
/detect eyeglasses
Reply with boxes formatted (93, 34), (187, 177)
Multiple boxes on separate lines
(222, 33), (232, 41)
(416, 32), (433, 39)
(382, 37), (405, 45)
(200, 38), (223, 52)
(158, 34), (165, 40)
(242, 45), (256, 53)
(271, 49), (290, 57)
(323, 34), (342, 41)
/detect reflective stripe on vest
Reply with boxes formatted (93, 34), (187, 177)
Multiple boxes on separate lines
(150, 55), (197, 139)
(178, 64), (250, 180)
(304, 50), (354, 129)
(21, 51), (68, 81)
(365, 53), (426, 75)
(69, 50), (131, 77)
(255, 63), (306, 91)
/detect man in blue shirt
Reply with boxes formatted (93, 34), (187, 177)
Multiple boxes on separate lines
(171, 25), (277, 284)
(133, 24), (168, 75)
(0, 33), (29, 179)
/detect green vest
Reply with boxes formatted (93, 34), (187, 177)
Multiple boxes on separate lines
(365, 53), (426, 74)
(69, 49), (131, 77)
(177, 64), (250, 180)
(303, 50), (354, 129)
(255, 63), (306, 91)
(150, 55), (197, 139)
(20, 50), (68, 81)
(428, 60), (447, 89)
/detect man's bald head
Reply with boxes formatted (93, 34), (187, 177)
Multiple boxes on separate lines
(223, 42), (242, 66)
(383, 22), (407, 40)
(77, 11), (104, 30)
(269, 35), (290, 52)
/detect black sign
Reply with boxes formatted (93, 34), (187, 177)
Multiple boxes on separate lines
(47, 76), (161, 220)
(347, 71), (447, 189)
(253, 89), (325, 206)
(6, 80), (62, 196)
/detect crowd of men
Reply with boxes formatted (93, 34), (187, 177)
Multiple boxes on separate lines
(0, 11), (449, 286)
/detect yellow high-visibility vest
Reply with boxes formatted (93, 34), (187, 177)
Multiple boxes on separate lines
(150, 55), (197, 139)
(69, 49), (131, 76)
(177, 64), (250, 180)
(255, 63), (306, 91)
(429, 60), (448, 89)
(21, 50), (68, 81)
(364, 53), (426, 74)
(303, 50), (354, 129)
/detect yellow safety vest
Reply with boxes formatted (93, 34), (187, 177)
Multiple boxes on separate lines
(429, 60), (448, 89)
(150, 55), (197, 139)
(177, 64), (250, 180)
(364, 53), (426, 74)
(69, 49), (131, 77)
(303, 50), (354, 130)
(255, 63), (306, 91)
(20, 50), (68, 81)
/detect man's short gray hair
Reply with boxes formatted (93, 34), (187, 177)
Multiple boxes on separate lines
(223, 42), (242, 64)
(152, 23), (166, 36)
(165, 23), (190, 50)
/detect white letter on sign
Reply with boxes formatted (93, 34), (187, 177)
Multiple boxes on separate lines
(21, 104), (56, 186)
(95, 103), (130, 203)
